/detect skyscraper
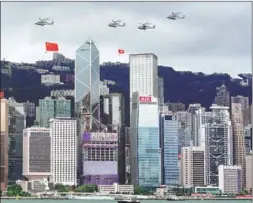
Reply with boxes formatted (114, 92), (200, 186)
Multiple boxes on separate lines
(160, 114), (179, 186)
(130, 93), (161, 188)
(129, 53), (158, 114)
(75, 38), (101, 131)
(214, 84), (230, 107)
(23, 127), (51, 181)
(0, 98), (9, 191)
(8, 97), (26, 184)
(103, 93), (125, 133)
(38, 97), (71, 128)
(231, 103), (246, 187)
(203, 105), (233, 185)
(180, 146), (205, 187)
(50, 118), (77, 186)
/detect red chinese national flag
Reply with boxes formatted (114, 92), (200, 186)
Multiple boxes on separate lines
(45, 42), (59, 52)
(118, 49), (125, 54)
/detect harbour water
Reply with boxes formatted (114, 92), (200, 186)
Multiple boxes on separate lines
(1, 200), (251, 203)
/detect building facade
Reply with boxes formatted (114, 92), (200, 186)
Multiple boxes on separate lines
(218, 165), (242, 194)
(204, 105), (233, 186)
(129, 54), (158, 114)
(8, 98), (26, 184)
(38, 97), (71, 128)
(160, 114), (179, 186)
(75, 38), (101, 131)
(130, 94), (161, 188)
(0, 98), (9, 191)
(23, 127), (51, 181)
(245, 154), (252, 192)
(180, 146), (205, 187)
(231, 103), (246, 187)
(213, 84), (230, 107)
(50, 118), (77, 185)
(82, 132), (118, 185)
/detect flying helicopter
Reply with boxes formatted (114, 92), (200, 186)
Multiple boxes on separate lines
(108, 20), (126, 28)
(35, 18), (54, 26)
(137, 22), (155, 30)
(167, 12), (185, 20)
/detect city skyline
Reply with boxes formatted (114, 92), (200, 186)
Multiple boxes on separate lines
(1, 2), (251, 77)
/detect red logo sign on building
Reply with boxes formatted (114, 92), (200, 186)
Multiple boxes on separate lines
(139, 96), (152, 102)
(0, 91), (4, 99)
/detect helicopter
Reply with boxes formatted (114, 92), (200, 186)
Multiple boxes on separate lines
(35, 18), (54, 26)
(167, 12), (185, 20)
(137, 22), (155, 30)
(108, 20), (126, 28)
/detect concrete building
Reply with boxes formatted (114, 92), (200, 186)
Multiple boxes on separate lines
(38, 97), (71, 128)
(180, 146), (205, 187)
(129, 53), (158, 115)
(160, 114), (179, 186)
(50, 118), (77, 186)
(8, 97), (26, 184)
(41, 74), (61, 85)
(231, 103), (246, 187)
(22, 127), (51, 180)
(218, 165), (242, 194)
(82, 132), (118, 185)
(245, 154), (252, 192)
(130, 94), (161, 188)
(0, 98), (9, 191)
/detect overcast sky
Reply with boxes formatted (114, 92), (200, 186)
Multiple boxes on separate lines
(1, 2), (251, 76)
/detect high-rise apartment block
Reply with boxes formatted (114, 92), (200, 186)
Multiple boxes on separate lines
(50, 118), (77, 186)
(38, 97), (71, 128)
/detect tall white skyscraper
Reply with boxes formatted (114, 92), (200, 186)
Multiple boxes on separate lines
(129, 54), (158, 107)
(50, 118), (77, 186)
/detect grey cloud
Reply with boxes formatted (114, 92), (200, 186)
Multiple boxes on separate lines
(1, 2), (251, 76)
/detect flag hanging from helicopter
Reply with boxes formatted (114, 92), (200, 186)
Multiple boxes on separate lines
(45, 42), (59, 52)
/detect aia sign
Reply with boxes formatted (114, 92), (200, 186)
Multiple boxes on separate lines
(139, 96), (152, 102)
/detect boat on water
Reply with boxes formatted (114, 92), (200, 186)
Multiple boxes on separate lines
(167, 195), (185, 201)
(117, 198), (140, 203)
(67, 195), (115, 200)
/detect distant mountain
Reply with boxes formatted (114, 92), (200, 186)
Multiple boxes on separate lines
(1, 60), (252, 126)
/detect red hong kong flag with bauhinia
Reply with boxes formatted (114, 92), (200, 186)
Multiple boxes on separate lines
(45, 42), (59, 52)
(118, 49), (125, 55)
